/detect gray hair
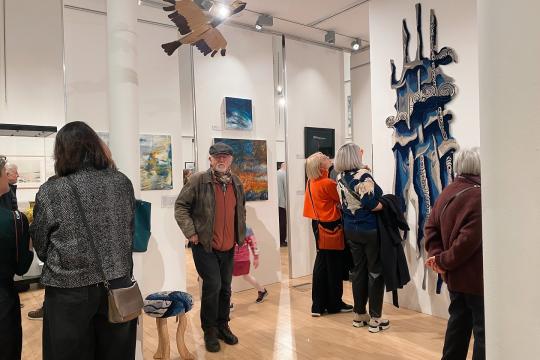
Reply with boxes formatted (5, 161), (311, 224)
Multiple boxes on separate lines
(0, 155), (6, 173)
(334, 142), (363, 173)
(454, 147), (481, 176)
(5, 163), (17, 172)
(305, 152), (324, 180)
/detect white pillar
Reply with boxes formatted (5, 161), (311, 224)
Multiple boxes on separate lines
(106, 1), (143, 359)
(479, 0), (540, 358)
(107, 0), (140, 190)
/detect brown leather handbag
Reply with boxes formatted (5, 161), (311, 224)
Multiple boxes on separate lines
(307, 181), (345, 250)
(67, 178), (143, 324)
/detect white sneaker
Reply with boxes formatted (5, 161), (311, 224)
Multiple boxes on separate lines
(352, 312), (370, 328)
(368, 317), (390, 333)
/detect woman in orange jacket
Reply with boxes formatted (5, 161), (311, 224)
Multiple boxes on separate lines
(303, 152), (353, 316)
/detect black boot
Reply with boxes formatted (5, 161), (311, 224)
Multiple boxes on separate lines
(217, 324), (239, 345)
(204, 328), (220, 352)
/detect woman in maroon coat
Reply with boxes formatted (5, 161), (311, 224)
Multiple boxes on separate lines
(425, 148), (484, 360)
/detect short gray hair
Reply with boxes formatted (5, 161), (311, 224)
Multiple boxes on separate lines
(305, 152), (325, 180)
(334, 142), (363, 173)
(454, 147), (481, 176)
(5, 163), (17, 172)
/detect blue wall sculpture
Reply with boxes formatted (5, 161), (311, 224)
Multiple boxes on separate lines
(386, 4), (459, 252)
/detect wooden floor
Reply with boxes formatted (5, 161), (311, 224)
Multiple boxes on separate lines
(19, 248), (457, 360)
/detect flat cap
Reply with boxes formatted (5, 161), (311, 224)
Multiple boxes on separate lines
(209, 142), (233, 156)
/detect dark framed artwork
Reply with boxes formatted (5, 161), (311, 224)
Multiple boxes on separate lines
(304, 127), (335, 158)
(224, 97), (253, 130)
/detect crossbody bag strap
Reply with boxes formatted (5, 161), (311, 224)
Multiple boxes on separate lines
(338, 176), (362, 202)
(440, 185), (480, 218)
(307, 180), (320, 222)
(66, 177), (110, 288)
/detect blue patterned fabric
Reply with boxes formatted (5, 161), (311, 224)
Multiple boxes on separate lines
(143, 291), (193, 318)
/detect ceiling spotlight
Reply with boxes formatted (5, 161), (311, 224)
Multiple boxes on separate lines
(278, 96), (286, 107)
(351, 39), (361, 51)
(215, 3), (231, 19)
(255, 14), (273, 31)
(324, 31), (336, 45)
(276, 85), (283, 94)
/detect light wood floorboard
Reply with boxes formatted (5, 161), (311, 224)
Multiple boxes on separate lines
(19, 248), (464, 359)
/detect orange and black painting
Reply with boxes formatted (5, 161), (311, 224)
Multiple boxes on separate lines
(214, 138), (268, 201)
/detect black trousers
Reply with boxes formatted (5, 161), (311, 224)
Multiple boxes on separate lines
(442, 292), (485, 360)
(0, 282), (22, 360)
(346, 228), (385, 318)
(311, 220), (344, 313)
(192, 244), (234, 331)
(278, 207), (287, 245)
(43, 284), (137, 360)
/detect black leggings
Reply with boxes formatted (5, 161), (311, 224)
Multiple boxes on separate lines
(43, 284), (137, 360)
(0, 283), (22, 360)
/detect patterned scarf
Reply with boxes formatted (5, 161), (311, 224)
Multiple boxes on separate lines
(212, 168), (233, 185)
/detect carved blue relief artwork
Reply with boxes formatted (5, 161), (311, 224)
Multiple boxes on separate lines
(386, 4), (459, 253)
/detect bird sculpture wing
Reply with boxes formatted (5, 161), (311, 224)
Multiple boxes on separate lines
(194, 28), (228, 57)
(163, 0), (209, 35)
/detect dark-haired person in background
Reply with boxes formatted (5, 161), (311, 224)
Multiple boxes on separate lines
(30, 121), (138, 360)
(0, 155), (34, 360)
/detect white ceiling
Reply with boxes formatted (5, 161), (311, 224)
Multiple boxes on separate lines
(228, 0), (370, 50)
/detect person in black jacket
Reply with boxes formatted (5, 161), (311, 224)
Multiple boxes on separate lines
(0, 162), (19, 211)
(0, 155), (34, 360)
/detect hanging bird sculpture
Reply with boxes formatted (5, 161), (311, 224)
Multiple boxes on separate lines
(161, 0), (247, 57)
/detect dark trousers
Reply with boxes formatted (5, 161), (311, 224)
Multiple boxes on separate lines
(346, 228), (385, 318)
(278, 207), (287, 245)
(0, 283), (22, 360)
(192, 244), (234, 331)
(442, 292), (485, 360)
(311, 221), (344, 313)
(43, 284), (137, 360)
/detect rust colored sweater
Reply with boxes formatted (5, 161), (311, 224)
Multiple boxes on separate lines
(303, 170), (341, 222)
(212, 182), (237, 251)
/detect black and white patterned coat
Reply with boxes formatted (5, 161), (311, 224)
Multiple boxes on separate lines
(30, 168), (135, 288)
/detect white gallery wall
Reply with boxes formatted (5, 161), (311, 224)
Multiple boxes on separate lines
(351, 50), (372, 169)
(192, 25), (282, 291)
(369, 0), (479, 317)
(63, 1), (186, 294)
(285, 39), (344, 278)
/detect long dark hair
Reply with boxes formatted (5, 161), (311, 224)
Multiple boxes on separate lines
(54, 121), (116, 177)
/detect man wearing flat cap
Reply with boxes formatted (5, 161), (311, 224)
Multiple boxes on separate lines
(175, 142), (246, 353)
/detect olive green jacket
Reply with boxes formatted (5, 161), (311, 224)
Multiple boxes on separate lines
(174, 169), (246, 252)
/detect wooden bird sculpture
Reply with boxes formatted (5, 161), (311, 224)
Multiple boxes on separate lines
(161, 0), (247, 57)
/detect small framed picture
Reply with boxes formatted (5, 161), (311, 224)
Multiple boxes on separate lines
(184, 162), (195, 170)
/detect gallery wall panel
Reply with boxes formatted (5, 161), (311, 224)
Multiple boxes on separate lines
(285, 38), (344, 278)
(369, 0), (480, 318)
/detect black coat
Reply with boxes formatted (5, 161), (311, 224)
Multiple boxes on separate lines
(0, 184), (18, 211)
(376, 194), (410, 306)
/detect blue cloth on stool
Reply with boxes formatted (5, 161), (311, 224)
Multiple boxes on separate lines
(143, 291), (193, 318)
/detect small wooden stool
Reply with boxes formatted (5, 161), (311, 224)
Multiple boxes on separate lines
(144, 291), (194, 360)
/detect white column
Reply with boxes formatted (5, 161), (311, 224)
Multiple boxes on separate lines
(106, 1), (143, 359)
(479, 0), (540, 358)
(107, 0), (140, 190)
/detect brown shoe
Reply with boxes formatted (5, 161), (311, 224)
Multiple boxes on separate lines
(27, 306), (44, 321)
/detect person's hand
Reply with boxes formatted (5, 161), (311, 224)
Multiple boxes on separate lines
(189, 234), (199, 245)
(253, 256), (260, 269)
(425, 256), (436, 268)
(425, 256), (446, 275)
